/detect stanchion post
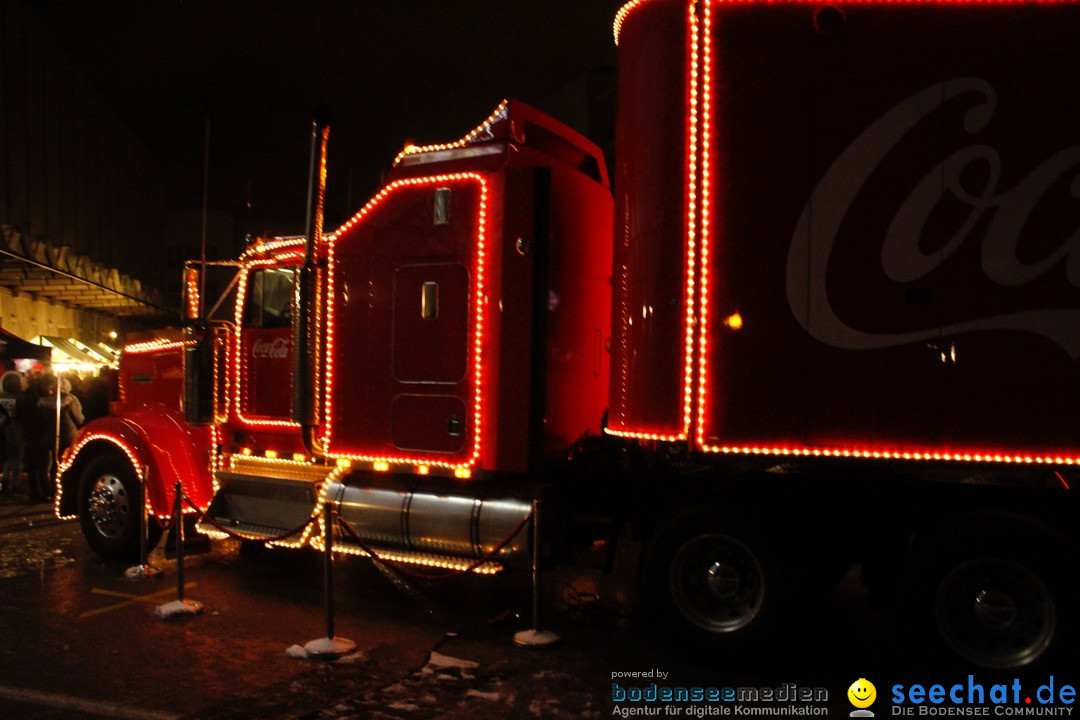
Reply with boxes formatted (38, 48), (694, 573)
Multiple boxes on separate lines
(514, 499), (560, 647)
(175, 481), (186, 600)
(302, 501), (356, 659)
(125, 466), (161, 579)
(154, 481), (203, 618)
(322, 499), (334, 639)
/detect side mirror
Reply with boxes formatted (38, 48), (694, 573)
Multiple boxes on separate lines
(183, 318), (214, 425)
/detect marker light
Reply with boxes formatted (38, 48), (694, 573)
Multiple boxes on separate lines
(323, 173), (489, 473)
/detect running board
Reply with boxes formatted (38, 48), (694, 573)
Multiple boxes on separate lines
(200, 457), (335, 542)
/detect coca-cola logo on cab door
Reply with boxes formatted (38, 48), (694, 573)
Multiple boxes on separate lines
(787, 78), (1080, 358)
(252, 337), (290, 360)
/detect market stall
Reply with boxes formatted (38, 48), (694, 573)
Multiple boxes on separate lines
(0, 327), (50, 373)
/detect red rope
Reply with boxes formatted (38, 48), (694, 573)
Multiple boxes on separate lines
(335, 510), (531, 581)
(174, 487), (532, 580)
(179, 492), (318, 543)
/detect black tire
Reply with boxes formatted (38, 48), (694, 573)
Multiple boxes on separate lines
(78, 454), (161, 562)
(639, 510), (795, 659)
(907, 525), (1076, 670)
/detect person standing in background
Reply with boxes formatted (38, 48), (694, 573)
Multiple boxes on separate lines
(58, 376), (84, 451)
(0, 371), (31, 495)
(26, 373), (58, 502)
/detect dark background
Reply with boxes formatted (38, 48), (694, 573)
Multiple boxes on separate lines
(24, 0), (621, 259)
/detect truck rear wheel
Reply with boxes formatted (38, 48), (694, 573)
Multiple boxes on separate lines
(640, 511), (790, 657)
(908, 524), (1075, 670)
(935, 555), (1056, 669)
(79, 454), (160, 562)
(667, 531), (765, 634)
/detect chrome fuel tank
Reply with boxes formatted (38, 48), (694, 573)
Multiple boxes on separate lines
(327, 476), (534, 566)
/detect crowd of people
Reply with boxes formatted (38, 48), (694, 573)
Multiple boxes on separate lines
(0, 368), (112, 503)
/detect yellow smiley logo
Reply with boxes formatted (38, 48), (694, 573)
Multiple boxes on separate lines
(848, 678), (876, 709)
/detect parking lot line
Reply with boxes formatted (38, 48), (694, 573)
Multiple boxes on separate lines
(80, 584), (197, 619)
(0, 684), (182, 720)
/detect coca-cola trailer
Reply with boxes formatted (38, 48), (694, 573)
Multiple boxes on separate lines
(56, 0), (1080, 669)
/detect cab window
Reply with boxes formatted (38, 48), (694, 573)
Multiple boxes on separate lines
(243, 268), (295, 328)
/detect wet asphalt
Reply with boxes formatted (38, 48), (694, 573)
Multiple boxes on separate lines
(2, 492), (1076, 719)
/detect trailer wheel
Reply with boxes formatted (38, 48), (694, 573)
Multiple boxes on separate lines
(935, 556), (1056, 669)
(640, 512), (789, 655)
(910, 527), (1075, 670)
(78, 454), (160, 562)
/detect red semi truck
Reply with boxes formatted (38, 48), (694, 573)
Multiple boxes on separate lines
(55, 0), (1080, 670)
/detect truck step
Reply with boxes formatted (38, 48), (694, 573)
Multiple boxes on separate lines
(204, 457), (337, 539)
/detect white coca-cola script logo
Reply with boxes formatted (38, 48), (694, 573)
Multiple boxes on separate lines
(787, 78), (1080, 357)
(252, 337), (290, 360)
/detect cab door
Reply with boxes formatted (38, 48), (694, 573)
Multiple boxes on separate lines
(237, 265), (297, 423)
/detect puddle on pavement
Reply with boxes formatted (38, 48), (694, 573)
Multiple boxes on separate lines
(0, 525), (77, 579)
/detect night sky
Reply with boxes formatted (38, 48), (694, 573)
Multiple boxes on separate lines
(25, 0), (622, 250)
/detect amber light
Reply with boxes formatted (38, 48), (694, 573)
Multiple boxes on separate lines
(322, 173), (489, 472)
(56, 432), (209, 522)
(212, 327), (231, 424)
(615, 0), (1080, 466)
(55, 432), (147, 520)
(711, 444), (1080, 466)
(607, 0), (703, 445)
(309, 531), (502, 575)
(123, 339), (191, 355)
(271, 463), (346, 549)
(119, 339), (194, 404)
(694, 0), (716, 452)
(615, 0), (1076, 43)
(244, 236), (307, 258)
(184, 267), (201, 319)
(393, 102), (509, 165)
(614, 0), (651, 45)
(210, 425), (223, 494)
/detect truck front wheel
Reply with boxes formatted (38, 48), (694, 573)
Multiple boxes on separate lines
(78, 455), (160, 562)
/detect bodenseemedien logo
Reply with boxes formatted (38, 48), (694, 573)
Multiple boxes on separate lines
(610, 676), (830, 716)
(848, 678), (877, 717)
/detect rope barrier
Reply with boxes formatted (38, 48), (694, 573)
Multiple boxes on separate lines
(149, 486), (548, 654)
(155, 509), (176, 540)
(178, 492), (319, 543)
(171, 486), (530, 581)
(334, 509), (532, 582)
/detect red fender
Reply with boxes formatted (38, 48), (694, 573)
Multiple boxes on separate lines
(56, 403), (216, 520)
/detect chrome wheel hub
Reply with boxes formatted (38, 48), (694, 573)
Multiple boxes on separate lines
(937, 557), (1055, 669)
(670, 533), (765, 633)
(88, 474), (130, 539)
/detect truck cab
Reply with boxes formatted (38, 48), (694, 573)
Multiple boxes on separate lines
(58, 99), (613, 575)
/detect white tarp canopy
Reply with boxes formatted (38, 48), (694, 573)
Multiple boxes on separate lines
(33, 335), (115, 371)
